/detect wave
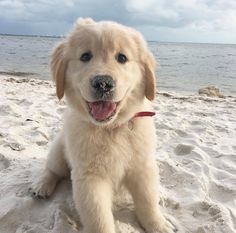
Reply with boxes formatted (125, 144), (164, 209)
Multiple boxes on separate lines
(0, 71), (37, 77)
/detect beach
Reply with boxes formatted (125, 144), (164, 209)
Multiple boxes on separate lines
(0, 75), (235, 233)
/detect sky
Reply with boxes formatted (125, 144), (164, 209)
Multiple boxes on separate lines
(0, 0), (236, 44)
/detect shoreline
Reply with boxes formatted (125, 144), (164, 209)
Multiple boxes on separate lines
(0, 71), (38, 77)
(1, 74), (236, 99)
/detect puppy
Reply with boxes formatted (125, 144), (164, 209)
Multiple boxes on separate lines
(32, 18), (176, 233)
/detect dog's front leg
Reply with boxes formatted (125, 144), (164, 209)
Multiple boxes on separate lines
(125, 165), (177, 233)
(72, 174), (115, 233)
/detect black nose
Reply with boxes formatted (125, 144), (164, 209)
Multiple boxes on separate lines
(91, 75), (115, 93)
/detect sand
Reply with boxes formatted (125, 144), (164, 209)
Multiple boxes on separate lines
(0, 75), (235, 233)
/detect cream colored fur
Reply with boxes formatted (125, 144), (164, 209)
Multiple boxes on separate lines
(31, 18), (176, 233)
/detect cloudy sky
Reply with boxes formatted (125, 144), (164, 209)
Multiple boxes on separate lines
(0, 0), (236, 44)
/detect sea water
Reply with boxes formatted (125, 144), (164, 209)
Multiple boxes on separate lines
(0, 35), (236, 95)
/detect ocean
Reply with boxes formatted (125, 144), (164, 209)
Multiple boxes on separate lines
(0, 35), (236, 95)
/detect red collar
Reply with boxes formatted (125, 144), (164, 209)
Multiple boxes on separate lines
(127, 111), (155, 130)
(133, 111), (156, 118)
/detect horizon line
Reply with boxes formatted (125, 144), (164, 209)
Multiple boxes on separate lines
(1, 33), (236, 45)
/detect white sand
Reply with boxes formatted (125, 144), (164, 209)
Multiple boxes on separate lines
(0, 76), (235, 233)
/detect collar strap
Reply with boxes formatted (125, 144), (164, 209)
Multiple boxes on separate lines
(133, 111), (156, 118)
(127, 111), (156, 130)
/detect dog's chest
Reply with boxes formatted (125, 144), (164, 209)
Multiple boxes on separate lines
(65, 123), (134, 179)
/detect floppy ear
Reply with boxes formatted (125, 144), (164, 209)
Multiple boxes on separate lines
(143, 51), (157, 101)
(50, 42), (66, 100)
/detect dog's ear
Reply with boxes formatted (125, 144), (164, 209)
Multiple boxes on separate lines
(134, 31), (157, 101)
(50, 42), (66, 100)
(143, 50), (156, 101)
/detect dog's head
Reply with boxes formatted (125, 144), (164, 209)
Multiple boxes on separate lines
(51, 18), (156, 126)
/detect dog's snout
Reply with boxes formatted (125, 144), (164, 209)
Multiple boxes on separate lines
(91, 75), (115, 93)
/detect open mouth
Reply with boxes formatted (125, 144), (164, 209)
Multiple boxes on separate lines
(87, 101), (118, 122)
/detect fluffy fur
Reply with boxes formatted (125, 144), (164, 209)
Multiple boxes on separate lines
(31, 18), (176, 233)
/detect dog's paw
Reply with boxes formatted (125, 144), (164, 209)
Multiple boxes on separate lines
(158, 219), (177, 233)
(29, 180), (56, 199)
(146, 215), (178, 233)
(29, 170), (58, 198)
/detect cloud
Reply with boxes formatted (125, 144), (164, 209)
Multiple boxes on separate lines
(125, 0), (236, 30)
(0, 0), (235, 43)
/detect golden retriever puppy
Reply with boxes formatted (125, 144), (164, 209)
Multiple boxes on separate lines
(31, 18), (176, 233)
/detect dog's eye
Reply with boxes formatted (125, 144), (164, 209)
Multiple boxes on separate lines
(116, 53), (128, 64)
(80, 52), (93, 62)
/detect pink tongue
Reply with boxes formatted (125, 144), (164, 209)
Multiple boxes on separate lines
(88, 101), (116, 121)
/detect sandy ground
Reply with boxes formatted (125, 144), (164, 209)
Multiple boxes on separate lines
(0, 76), (235, 233)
